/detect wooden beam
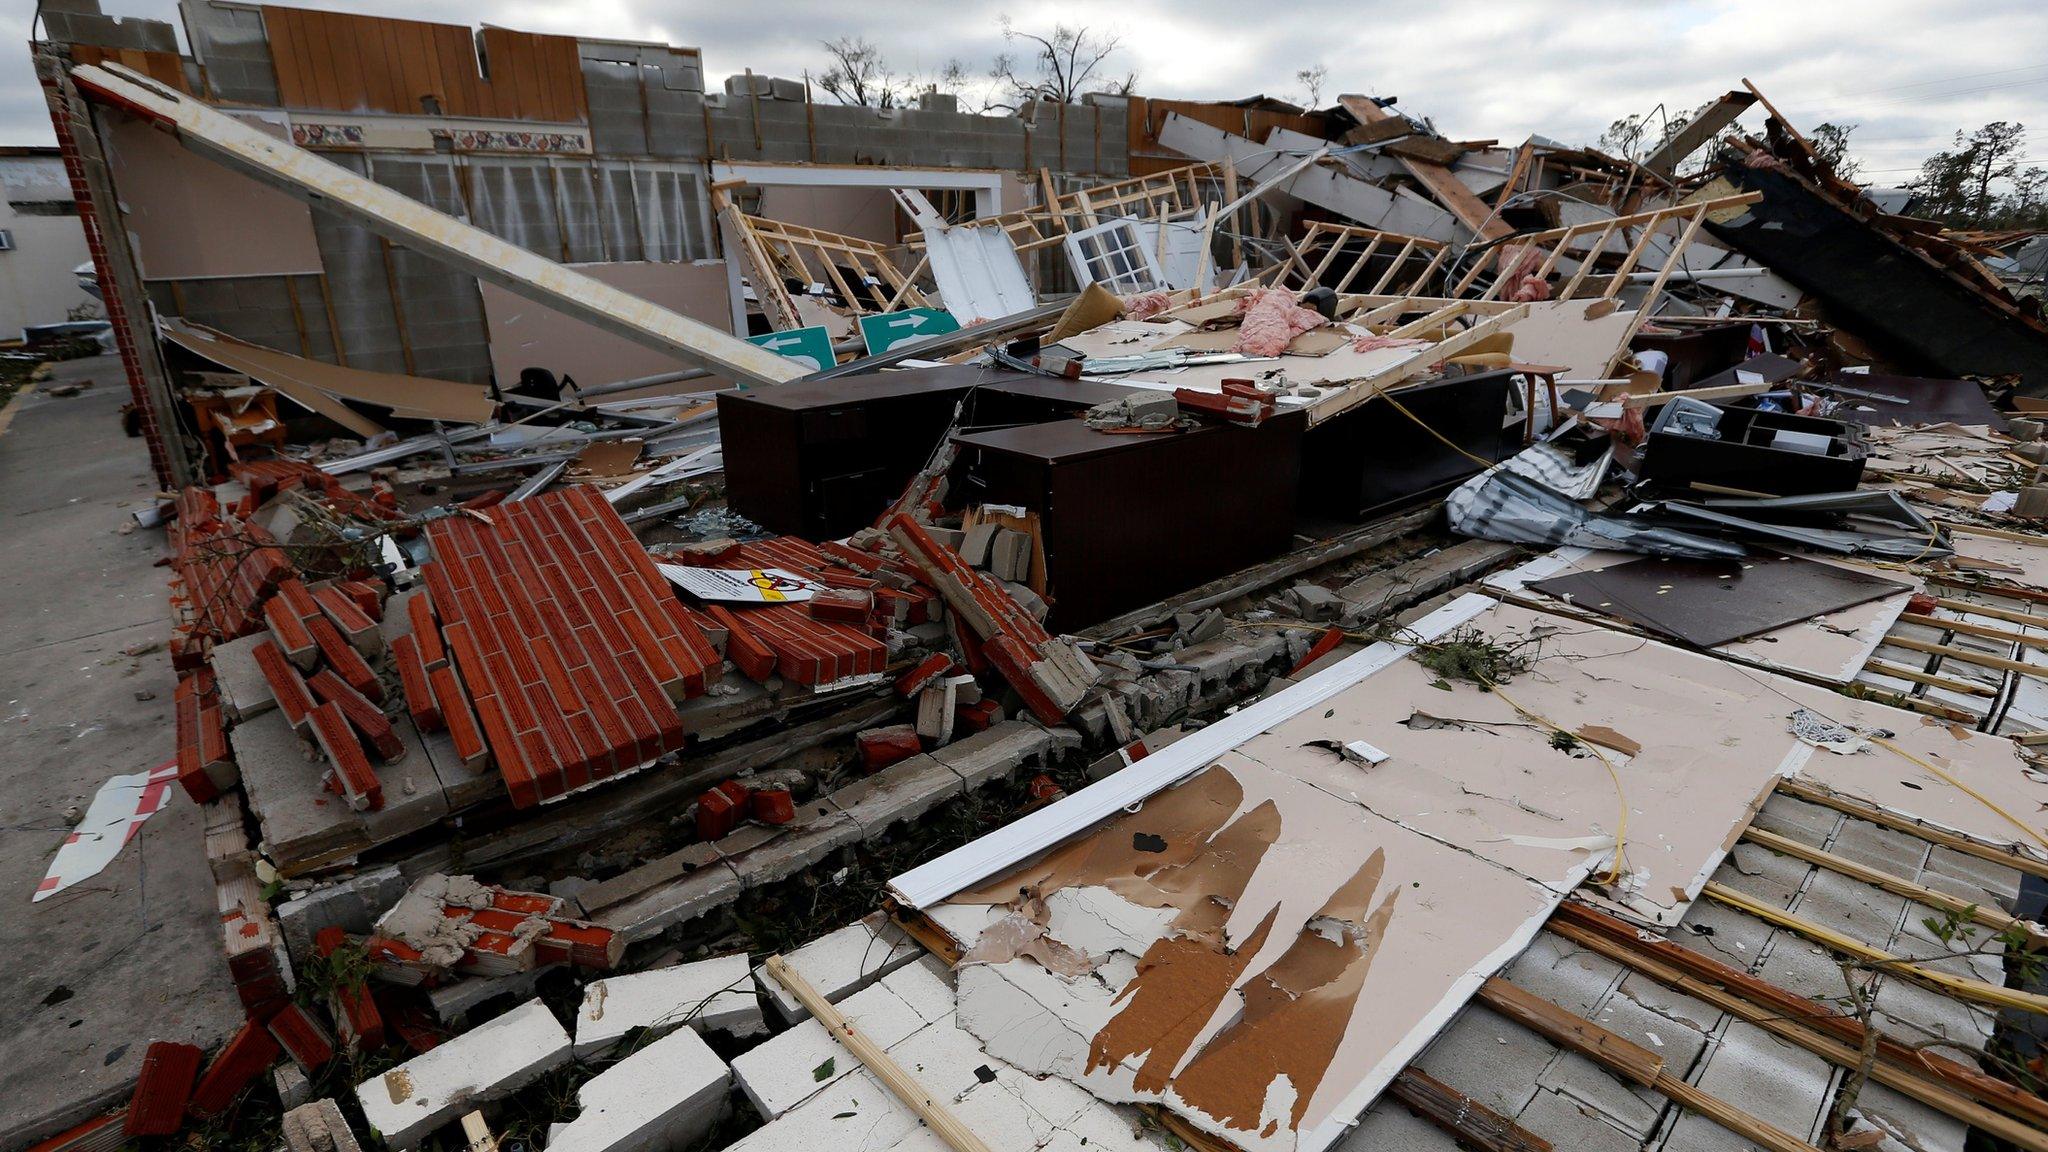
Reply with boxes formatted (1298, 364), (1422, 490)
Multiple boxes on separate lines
(1777, 778), (2048, 880)
(1621, 380), (1771, 409)
(1884, 635), (2039, 677)
(1388, 1069), (1553, 1152)
(1703, 882), (2048, 1014)
(1743, 827), (2046, 942)
(765, 955), (996, 1152)
(1861, 658), (1997, 698)
(1475, 978), (1819, 1152)
(1549, 905), (2048, 1147)
(1901, 611), (2048, 652)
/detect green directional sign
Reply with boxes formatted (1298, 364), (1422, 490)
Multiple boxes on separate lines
(857, 307), (961, 357)
(746, 325), (836, 374)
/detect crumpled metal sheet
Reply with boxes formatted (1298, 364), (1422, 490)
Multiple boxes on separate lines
(1447, 467), (1744, 559)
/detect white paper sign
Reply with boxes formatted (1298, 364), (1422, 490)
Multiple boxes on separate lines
(658, 564), (823, 603)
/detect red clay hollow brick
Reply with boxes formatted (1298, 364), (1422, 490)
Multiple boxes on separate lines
(123, 1040), (203, 1137)
(857, 724), (923, 773)
(266, 1002), (336, 1072)
(308, 669), (406, 762)
(186, 1016), (282, 1118)
(307, 702), (383, 811)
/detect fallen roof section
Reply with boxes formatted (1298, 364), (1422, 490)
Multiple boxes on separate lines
(69, 62), (804, 390)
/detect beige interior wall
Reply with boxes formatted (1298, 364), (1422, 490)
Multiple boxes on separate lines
(101, 110), (324, 281)
(479, 259), (732, 388)
(756, 185), (901, 243)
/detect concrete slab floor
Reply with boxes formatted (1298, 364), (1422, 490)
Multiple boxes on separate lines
(0, 356), (242, 1144)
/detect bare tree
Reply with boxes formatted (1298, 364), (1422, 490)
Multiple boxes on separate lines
(1295, 64), (1329, 109)
(989, 19), (1130, 109)
(816, 36), (903, 108)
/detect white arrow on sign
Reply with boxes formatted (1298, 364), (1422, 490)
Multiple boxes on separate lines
(886, 313), (931, 331)
(754, 333), (823, 371)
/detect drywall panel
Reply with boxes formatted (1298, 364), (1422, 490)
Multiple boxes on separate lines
(1499, 298), (1639, 381)
(757, 186), (899, 244)
(480, 260), (732, 387)
(949, 753), (1569, 1152)
(102, 110), (323, 280)
(163, 320), (495, 424)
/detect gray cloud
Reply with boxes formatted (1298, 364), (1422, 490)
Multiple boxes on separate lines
(6, 0), (2047, 187)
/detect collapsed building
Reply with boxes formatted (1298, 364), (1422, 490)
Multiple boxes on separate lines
(17, 4), (2048, 1152)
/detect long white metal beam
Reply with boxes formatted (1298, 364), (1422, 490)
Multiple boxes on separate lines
(71, 62), (803, 389)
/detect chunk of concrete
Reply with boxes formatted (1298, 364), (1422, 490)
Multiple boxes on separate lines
(959, 523), (999, 567)
(277, 864), (408, 963)
(760, 913), (924, 1024)
(733, 977), (929, 1119)
(826, 754), (964, 838)
(574, 952), (764, 1056)
(212, 632), (276, 721)
(929, 720), (1054, 790)
(548, 1026), (731, 1152)
(282, 1098), (363, 1152)
(989, 529), (1031, 582)
(355, 999), (571, 1149)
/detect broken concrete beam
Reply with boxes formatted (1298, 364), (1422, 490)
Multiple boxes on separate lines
(549, 1026), (731, 1152)
(2015, 486), (2048, 518)
(928, 720), (1058, 790)
(277, 865), (407, 963)
(1288, 582), (1344, 621)
(122, 1040), (203, 1137)
(574, 952), (764, 1057)
(827, 753), (964, 838)
(427, 964), (559, 1026)
(915, 679), (958, 744)
(355, 999), (572, 1149)
(2011, 418), (2045, 443)
(758, 912), (925, 1025)
(716, 808), (859, 890)
(281, 1098), (364, 1152)
(591, 857), (744, 944)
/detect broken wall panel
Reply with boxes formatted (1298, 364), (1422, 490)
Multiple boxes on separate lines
(102, 109), (323, 280)
(947, 751), (1572, 1152)
(480, 260), (732, 387)
(261, 9), (589, 123)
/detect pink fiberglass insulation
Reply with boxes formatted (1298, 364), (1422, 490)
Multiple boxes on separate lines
(1121, 290), (1173, 320)
(1496, 244), (1553, 302)
(1349, 333), (1431, 354)
(1232, 288), (1327, 356)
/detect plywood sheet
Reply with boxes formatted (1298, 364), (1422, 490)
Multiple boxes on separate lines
(480, 260), (733, 388)
(103, 112), (323, 280)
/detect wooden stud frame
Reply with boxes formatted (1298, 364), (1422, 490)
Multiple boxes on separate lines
(1451, 192), (1763, 303)
(1266, 222), (1452, 297)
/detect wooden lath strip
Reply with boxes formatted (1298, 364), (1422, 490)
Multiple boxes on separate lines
(1742, 827), (2047, 943)
(1457, 192), (1761, 301)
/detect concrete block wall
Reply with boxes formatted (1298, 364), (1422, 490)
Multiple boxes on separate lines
(180, 0), (281, 105)
(146, 274), (339, 366)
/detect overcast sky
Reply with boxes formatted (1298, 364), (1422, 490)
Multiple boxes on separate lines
(5, 0), (2047, 186)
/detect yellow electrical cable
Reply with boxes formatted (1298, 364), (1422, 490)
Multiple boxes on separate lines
(1480, 675), (1631, 887)
(1370, 386), (1504, 472)
(1868, 735), (2048, 852)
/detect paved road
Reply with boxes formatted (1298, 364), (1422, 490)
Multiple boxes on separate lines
(0, 355), (240, 1146)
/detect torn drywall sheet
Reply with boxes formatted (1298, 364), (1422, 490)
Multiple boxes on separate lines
(162, 320), (498, 425)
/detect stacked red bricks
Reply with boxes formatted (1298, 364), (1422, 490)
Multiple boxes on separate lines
(420, 487), (720, 807)
(663, 537), (896, 688)
(165, 486), (294, 659)
(173, 669), (233, 802)
(886, 514), (1097, 723)
(237, 575), (398, 810)
(229, 459), (405, 525)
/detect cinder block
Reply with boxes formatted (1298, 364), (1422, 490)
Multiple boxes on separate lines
(548, 1027), (731, 1152)
(574, 952), (764, 1056)
(758, 912), (925, 1024)
(930, 720), (1055, 790)
(355, 1000), (572, 1149)
(733, 978), (928, 1118)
